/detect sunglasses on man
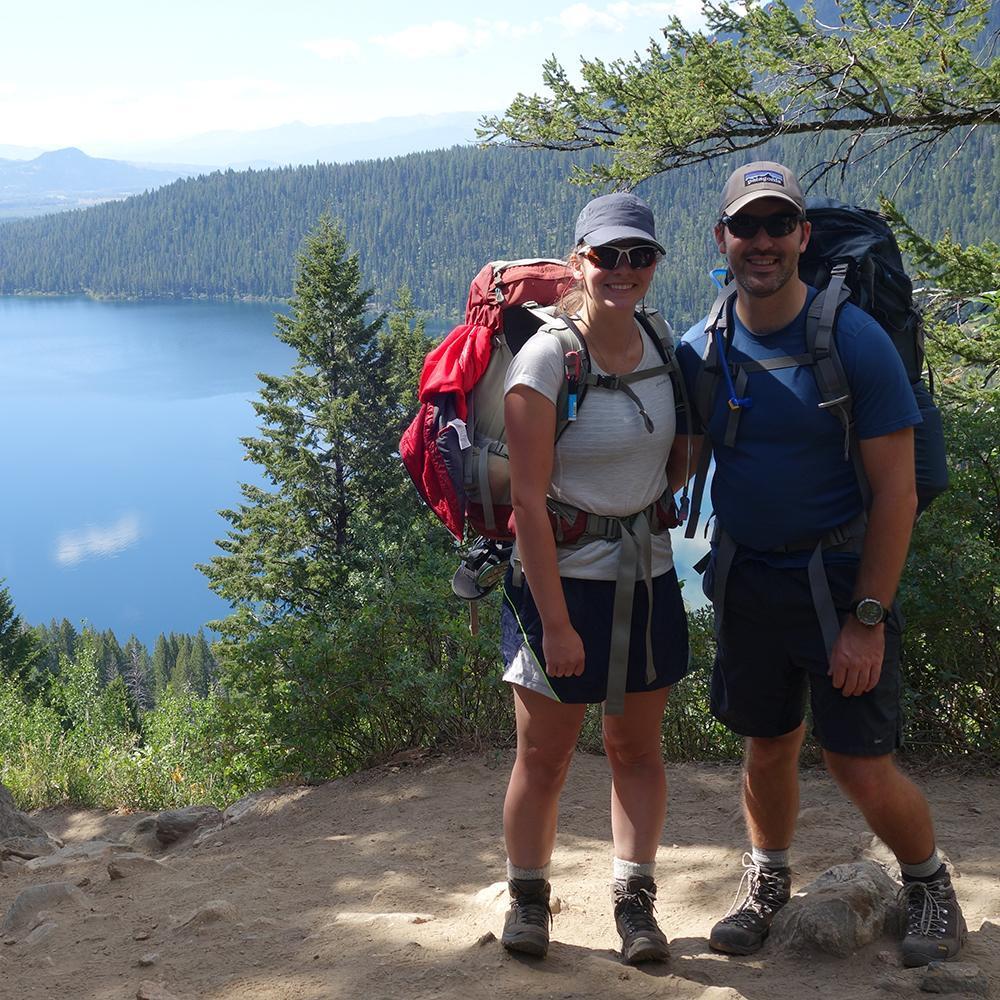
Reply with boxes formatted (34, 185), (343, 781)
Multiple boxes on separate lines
(719, 212), (804, 239)
(581, 244), (661, 270)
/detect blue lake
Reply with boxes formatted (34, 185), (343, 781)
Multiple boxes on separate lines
(0, 296), (295, 646)
(0, 295), (709, 649)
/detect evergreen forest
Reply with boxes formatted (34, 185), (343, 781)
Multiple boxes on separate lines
(0, 135), (997, 331)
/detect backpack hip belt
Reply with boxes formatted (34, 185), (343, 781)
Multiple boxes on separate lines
(518, 490), (676, 716)
(705, 511), (867, 658)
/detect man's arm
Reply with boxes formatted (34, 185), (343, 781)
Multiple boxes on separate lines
(829, 426), (917, 697)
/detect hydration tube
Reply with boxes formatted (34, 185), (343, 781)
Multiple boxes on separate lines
(707, 268), (753, 412)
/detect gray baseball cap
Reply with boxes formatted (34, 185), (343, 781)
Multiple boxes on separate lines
(719, 161), (806, 217)
(574, 192), (665, 253)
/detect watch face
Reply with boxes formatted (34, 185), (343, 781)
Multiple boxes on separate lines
(855, 598), (886, 626)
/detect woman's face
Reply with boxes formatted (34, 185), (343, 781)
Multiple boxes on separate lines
(572, 240), (659, 317)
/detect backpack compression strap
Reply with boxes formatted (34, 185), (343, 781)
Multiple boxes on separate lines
(805, 263), (872, 508)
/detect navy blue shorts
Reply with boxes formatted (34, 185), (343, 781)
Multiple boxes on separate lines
(500, 567), (690, 704)
(706, 557), (903, 756)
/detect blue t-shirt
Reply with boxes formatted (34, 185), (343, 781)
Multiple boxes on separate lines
(677, 289), (921, 554)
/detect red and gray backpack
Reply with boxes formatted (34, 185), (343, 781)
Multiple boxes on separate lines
(400, 257), (690, 577)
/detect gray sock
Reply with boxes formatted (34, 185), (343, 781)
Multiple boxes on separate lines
(507, 859), (550, 882)
(899, 850), (942, 881)
(613, 857), (656, 883)
(751, 846), (790, 870)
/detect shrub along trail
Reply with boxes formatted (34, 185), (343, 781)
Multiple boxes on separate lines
(0, 754), (997, 1000)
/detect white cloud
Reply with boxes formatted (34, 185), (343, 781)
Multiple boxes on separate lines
(55, 513), (141, 566)
(302, 38), (362, 61)
(553, 2), (701, 35)
(372, 20), (491, 59)
(555, 3), (623, 33)
(608, 2), (675, 17)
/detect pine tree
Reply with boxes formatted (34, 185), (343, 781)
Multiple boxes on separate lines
(0, 580), (40, 693)
(202, 214), (393, 621)
(122, 634), (152, 712)
(199, 215), (420, 779)
(150, 634), (172, 700)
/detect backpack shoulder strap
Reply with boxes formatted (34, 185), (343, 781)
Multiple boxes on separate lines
(805, 264), (871, 506)
(540, 312), (590, 444)
(685, 283), (738, 538)
(636, 309), (696, 522)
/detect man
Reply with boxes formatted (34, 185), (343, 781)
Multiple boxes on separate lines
(675, 161), (965, 967)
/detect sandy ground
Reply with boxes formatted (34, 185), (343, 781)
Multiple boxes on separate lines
(0, 752), (997, 1000)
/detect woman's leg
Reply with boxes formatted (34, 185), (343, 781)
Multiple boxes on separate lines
(503, 684), (587, 869)
(604, 685), (672, 963)
(603, 686), (670, 862)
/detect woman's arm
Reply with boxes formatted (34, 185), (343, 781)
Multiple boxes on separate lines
(666, 434), (702, 495)
(505, 384), (585, 677)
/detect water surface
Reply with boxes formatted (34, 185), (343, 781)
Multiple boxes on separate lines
(0, 296), (294, 645)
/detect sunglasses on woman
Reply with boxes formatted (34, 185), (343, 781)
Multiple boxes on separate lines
(582, 244), (661, 270)
(720, 212), (803, 239)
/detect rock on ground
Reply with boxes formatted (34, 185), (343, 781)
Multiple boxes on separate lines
(155, 806), (222, 846)
(770, 861), (901, 957)
(0, 786), (46, 840)
(1, 882), (91, 935)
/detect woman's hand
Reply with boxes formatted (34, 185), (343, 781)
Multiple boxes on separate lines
(542, 622), (586, 677)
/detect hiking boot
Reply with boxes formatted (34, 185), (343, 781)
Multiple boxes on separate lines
(613, 875), (670, 964)
(709, 855), (791, 955)
(900, 867), (967, 967)
(501, 878), (552, 957)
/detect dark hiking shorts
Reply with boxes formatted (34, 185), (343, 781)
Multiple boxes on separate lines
(501, 567), (690, 705)
(706, 557), (903, 755)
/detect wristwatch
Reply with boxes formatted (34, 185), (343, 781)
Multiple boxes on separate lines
(852, 597), (889, 626)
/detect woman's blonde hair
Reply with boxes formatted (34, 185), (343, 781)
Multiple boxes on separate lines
(558, 246), (587, 318)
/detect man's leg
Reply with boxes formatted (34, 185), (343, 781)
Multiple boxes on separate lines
(743, 723), (806, 852)
(823, 750), (966, 966)
(708, 726), (802, 954)
(706, 560), (807, 955)
(822, 751), (933, 863)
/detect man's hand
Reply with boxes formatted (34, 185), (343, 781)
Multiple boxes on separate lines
(542, 623), (586, 677)
(829, 617), (885, 696)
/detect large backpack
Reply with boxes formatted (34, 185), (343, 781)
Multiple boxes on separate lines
(686, 198), (949, 541)
(401, 257), (690, 547)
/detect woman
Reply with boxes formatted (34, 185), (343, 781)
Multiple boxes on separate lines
(499, 192), (691, 963)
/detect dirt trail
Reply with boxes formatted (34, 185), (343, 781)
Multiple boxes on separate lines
(1, 753), (997, 999)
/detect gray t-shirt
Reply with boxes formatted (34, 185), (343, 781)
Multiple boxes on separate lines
(504, 321), (677, 580)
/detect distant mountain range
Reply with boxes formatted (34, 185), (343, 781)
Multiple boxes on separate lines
(0, 112), (485, 220)
(115, 111), (484, 169)
(0, 148), (199, 220)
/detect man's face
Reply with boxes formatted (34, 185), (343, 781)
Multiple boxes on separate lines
(714, 197), (811, 299)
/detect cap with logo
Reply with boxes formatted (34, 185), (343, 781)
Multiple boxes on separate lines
(575, 192), (665, 253)
(719, 161), (806, 218)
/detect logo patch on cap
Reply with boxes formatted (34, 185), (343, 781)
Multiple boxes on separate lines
(744, 169), (785, 187)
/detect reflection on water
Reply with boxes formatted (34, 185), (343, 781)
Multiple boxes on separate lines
(0, 296), (294, 645)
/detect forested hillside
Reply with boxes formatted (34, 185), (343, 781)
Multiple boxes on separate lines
(0, 136), (997, 329)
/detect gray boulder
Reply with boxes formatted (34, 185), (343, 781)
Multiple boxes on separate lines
(0, 835), (58, 860)
(0, 784), (46, 839)
(121, 816), (162, 854)
(155, 805), (222, 845)
(770, 860), (901, 957)
(108, 854), (172, 880)
(920, 961), (991, 996)
(23, 839), (131, 871)
(1, 882), (91, 935)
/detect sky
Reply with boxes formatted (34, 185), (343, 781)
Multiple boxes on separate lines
(1, 0), (705, 156)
